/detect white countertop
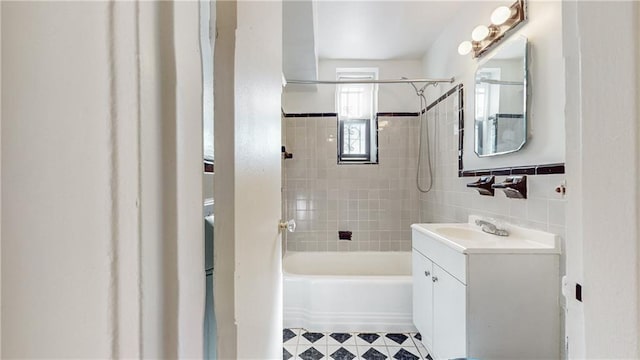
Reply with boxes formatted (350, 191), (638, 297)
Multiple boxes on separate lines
(411, 216), (560, 254)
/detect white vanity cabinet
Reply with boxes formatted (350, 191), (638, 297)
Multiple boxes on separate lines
(412, 230), (467, 359)
(411, 251), (434, 348)
(411, 222), (560, 360)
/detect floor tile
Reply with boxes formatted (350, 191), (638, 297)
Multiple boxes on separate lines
(357, 345), (390, 360)
(283, 347), (294, 360)
(283, 329), (424, 360)
(412, 341), (430, 360)
(355, 333), (386, 347)
(285, 344), (298, 359)
(297, 345), (327, 360)
(388, 347), (421, 360)
(328, 332), (356, 346)
(284, 329), (299, 344)
(302, 332), (326, 343)
(299, 331), (328, 346)
(328, 345), (358, 360)
(383, 333), (413, 347)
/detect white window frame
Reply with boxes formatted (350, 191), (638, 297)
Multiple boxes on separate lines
(336, 67), (379, 164)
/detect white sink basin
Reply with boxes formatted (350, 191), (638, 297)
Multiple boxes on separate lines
(431, 226), (498, 242)
(411, 216), (560, 254)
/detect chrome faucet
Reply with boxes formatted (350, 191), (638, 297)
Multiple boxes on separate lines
(475, 219), (509, 237)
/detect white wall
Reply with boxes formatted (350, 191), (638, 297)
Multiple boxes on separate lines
(563, 2), (639, 358)
(561, 2), (584, 357)
(112, 2), (144, 356)
(204, 173), (214, 200)
(202, 0), (215, 201)
(283, 59), (424, 113)
(234, 1), (283, 357)
(214, 1), (283, 357)
(2, 2), (113, 357)
(422, 1), (565, 170)
(213, 0), (237, 356)
(138, 2), (204, 358)
(202, 0), (215, 162)
(0, 2), (4, 355)
(0, 4), (2, 357)
(139, 3), (176, 356)
(174, 2), (205, 357)
(283, 0), (318, 84)
(2, 2), (204, 358)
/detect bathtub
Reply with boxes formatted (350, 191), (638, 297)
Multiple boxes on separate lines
(283, 251), (416, 333)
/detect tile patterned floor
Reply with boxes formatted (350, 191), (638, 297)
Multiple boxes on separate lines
(283, 329), (433, 360)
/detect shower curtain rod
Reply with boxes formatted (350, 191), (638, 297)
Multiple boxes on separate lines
(285, 77), (455, 85)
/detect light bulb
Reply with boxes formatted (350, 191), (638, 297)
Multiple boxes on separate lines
(458, 41), (473, 56)
(471, 25), (490, 42)
(491, 6), (513, 25)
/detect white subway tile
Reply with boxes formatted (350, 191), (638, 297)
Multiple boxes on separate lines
(527, 198), (549, 224)
(548, 200), (567, 226)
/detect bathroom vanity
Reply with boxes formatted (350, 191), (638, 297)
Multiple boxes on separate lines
(411, 216), (560, 360)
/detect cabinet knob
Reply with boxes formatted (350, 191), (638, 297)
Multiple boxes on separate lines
(432, 276), (438, 283)
(424, 270), (431, 277)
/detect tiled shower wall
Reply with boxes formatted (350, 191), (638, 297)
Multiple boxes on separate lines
(283, 115), (421, 251)
(283, 89), (566, 254)
(419, 88), (567, 260)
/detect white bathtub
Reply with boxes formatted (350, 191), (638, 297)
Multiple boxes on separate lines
(283, 251), (416, 333)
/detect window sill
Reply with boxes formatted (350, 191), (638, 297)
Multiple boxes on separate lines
(337, 161), (379, 165)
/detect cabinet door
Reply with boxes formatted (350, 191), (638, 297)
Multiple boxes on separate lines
(433, 265), (466, 359)
(412, 251), (434, 350)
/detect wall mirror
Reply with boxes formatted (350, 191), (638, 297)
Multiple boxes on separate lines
(474, 35), (528, 157)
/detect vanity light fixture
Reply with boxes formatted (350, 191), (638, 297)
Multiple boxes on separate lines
(471, 25), (490, 42)
(457, 41), (474, 55)
(458, 0), (526, 59)
(491, 6), (514, 26)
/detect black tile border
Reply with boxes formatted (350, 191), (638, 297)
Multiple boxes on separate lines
(459, 163), (565, 177)
(535, 163), (566, 175)
(282, 111), (423, 118)
(511, 167), (537, 175)
(283, 112), (337, 118)
(204, 160), (214, 173)
(493, 113), (524, 119)
(376, 111), (420, 117)
(426, 83), (463, 112)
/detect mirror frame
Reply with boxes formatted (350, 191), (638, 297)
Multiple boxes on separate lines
(473, 35), (529, 158)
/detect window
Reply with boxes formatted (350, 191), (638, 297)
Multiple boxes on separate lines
(336, 68), (378, 164)
(475, 68), (501, 121)
(475, 68), (501, 154)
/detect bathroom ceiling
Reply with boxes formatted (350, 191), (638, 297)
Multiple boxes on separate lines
(315, 1), (466, 60)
